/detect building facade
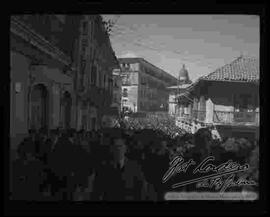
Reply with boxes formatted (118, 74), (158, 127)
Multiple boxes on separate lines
(111, 68), (122, 116)
(10, 14), (119, 158)
(176, 56), (259, 141)
(75, 15), (119, 131)
(118, 58), (178, 114)
(10, 15), (82, 154)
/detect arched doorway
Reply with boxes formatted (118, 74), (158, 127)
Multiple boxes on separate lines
(30, 84), (49, 130)
(61, 91), (72, 129)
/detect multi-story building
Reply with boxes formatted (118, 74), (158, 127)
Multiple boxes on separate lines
(100, 68), (122, 128)
(10, 14), (119, 156)
(111, 68), (122, 116)
(118, 58), (178, 114)
(176, 56), (259, 142)
(75, 15), (119, 130)
(10, 15), (82, 155)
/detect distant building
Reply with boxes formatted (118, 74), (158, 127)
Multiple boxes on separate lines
(167, 64), (192, 116)
(111, 68), (122, 116)
(118, 58), (178, 114)
(176, 56), (259, 141)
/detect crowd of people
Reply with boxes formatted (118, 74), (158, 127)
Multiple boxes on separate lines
(121, 115), (185, 138)
(10, 117), (259, 201)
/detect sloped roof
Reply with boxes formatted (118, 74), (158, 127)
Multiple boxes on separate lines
(200, 56), (259, 82)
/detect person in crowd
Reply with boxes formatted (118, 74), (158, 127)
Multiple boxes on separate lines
(47, 129), (77, 200)
(243, 145), (259, 192)
(11, 138), (44, 200)
(140, 139), (161, 201)
(218, 136), (257, 192)
(153, 138), (171, 200)
(37, 128), (52, 164)
(13, 113), (259, 200)
(165, 127), (215, 192)
(91, 129), (147, 201)
(17, 129), (37, 160)
(71, 135), (94, 201)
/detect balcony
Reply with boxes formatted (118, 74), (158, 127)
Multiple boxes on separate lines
(213, 111), (259, 125)
(176, 110), (206, 124)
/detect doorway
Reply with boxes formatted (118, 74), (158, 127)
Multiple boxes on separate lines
(30, 84), (49, 130)
(61, 91), (72, 129)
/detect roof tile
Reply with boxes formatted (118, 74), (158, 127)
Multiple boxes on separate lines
(201, 56), (259, 82)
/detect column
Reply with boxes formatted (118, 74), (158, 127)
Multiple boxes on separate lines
(180, 104), (184, 117)
(188, 104), (192, 119)
(52, 83), (61, 128)
(70, 92), (77, 129)
(193, 97), (198, 119)
(77, 101), (82, 130)
(205, 98), (214, 124)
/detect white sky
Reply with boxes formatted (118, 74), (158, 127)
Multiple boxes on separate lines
(102, 15), (259, 81)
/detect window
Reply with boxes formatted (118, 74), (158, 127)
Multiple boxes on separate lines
(113, 94), (117, 102)
(234, 94), (254, 112)
(55, 15), (65, 24)
(123, 88), (128, 97)
(91, 21), (94, 41)
(82, 21), (88, 35)
(122, 74), (131, 85)
(50, 16), (63, 33)
(91, 65), (97, 85)
(89, 47), (92, 59)
(103, 74), (106, 89)
(123, 106), (129, 112)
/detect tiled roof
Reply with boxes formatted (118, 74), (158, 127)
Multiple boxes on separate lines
(200, 56), (259, 82)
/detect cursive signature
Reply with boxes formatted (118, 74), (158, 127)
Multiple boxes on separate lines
(162, 156), (196, 183)
(196, 174), (257, 193)
(193, 156), (249, 174)
(162, 155), (256, 192)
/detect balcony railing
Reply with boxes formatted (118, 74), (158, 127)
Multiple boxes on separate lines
(213, 111), (259, 125)
(176, 110), (206, 122)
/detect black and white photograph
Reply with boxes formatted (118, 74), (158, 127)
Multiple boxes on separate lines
(6, 3), (267, 215)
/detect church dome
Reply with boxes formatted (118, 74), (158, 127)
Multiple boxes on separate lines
(179, 64), (190, 83)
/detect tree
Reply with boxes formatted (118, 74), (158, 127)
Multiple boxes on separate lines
(101, 15), (120, 36)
